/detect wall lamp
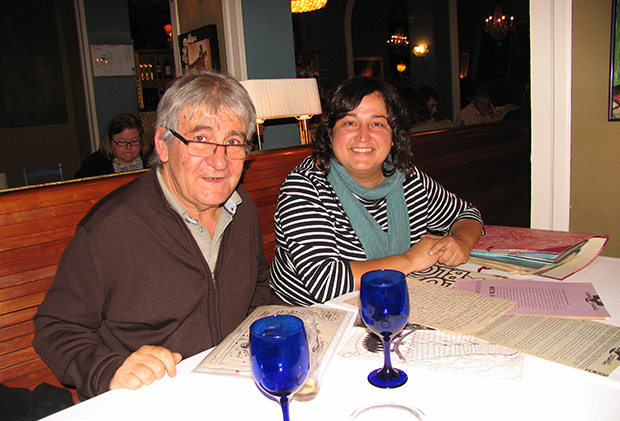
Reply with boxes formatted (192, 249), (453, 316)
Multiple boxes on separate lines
(412, 44), (430, 58)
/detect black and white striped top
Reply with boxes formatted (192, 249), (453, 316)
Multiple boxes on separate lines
(269, 156), (483, 306)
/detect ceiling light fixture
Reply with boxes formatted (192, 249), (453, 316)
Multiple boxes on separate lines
(484, 5), (515, 46)
(291, 0), (328, 13)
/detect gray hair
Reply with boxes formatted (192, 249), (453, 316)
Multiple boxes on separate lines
(150, 69), (256, 168)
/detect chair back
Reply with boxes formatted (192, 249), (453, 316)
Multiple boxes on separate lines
(22, 163), (65, 186)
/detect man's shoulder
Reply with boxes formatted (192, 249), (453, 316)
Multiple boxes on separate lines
(235, 184), (257, 211)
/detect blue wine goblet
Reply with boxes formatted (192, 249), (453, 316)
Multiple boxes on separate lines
(360, 269), (410, 388)
(250, 315), (310, 421)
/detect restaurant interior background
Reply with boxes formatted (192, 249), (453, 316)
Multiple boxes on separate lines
(0, 0), (530, 182)
(0, 0), (618, 257)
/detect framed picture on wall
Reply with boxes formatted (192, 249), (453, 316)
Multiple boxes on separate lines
(178, 25), (220, 74)
(353, 57), (384, 80)
(609, 0), (620, 121)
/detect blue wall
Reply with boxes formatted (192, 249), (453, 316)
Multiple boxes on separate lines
(85, 0), (140, 141)
(84, 0), (300, 150)
(242, 0), (300, 149)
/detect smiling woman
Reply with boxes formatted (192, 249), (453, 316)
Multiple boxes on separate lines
(268, 76), (484, 307)
(330, 92), (393, 188)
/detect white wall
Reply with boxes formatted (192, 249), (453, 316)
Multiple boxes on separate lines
(530, 0), (572, 231)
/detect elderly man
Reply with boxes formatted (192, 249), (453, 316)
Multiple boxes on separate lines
(33, 70), (271, 400)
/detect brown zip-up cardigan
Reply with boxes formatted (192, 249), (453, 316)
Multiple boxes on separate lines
(34, 169), (271, 400)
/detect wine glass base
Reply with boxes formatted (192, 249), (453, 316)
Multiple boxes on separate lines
(367, 368), (408, 389)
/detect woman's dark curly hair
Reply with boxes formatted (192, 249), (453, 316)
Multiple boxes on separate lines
(313, 76), (416, 178)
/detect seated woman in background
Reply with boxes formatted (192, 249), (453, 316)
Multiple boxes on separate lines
(74, 113), (151, 178)
(269, 77), (483, 306)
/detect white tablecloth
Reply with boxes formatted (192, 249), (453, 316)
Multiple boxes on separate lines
(43, 257), (620, 420)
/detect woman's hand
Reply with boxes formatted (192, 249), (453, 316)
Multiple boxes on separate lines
(422, 220), (483, 267)
(351, 237), (440, 287)
(403, 236), (443, 271)
(422, 234), (471, 266)
(109, 345), (183, 391)
(349, 220), (482, 287)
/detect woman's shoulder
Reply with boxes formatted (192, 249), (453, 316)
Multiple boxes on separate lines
(280, 155), (334, 199)
(403, 164), (439, 192)
(285, 155), (325, 183)
(292, 155), (319, 172)
(74, 151), (113, 179)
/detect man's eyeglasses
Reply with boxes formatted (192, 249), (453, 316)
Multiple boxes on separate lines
(167, 129), (251, 160)
(111, 138), (141, 148)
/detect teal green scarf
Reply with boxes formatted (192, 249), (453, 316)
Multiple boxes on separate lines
(327, 160), (410, 259)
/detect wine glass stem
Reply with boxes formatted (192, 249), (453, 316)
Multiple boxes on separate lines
(381, 338), (395, 375)
(280, 395), (291, 421)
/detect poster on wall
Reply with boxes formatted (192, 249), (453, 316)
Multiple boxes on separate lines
(178, 25), (220, 74)
(353, 57), (384, 79)
(610, 0), (620, 121)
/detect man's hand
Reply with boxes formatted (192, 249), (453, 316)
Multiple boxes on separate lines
(109, 345), (183, 391)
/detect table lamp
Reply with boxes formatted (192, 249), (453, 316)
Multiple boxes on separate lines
(240, 78), (322, 150)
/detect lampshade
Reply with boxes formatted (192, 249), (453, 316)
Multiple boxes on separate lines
(241, 78), (321, 120)
(291, 0), (327, 13)
(240, 78), (322, 149)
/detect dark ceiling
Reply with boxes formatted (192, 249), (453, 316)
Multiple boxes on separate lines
(128, 0), (171, 50)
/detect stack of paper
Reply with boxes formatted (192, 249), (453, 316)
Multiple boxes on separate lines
(469, 225), (608, 279)
(403, 280), (620, 377)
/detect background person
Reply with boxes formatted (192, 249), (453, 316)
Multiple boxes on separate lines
(454, 92), (497, 126)
(488, 78), (527, 120)
(74, 113), (152, 179)
(398, 86), (453, 133)
(418, 85), (440, 121)
(34, 70), (271, 400)
(269, 77), (483, 307)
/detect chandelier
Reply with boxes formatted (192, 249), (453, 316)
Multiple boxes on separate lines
(484, 5), (515, 46)
(387, 30), (409, 48)
(291, 0), (328, 13)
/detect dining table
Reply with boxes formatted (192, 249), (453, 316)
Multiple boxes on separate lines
(42, 256), (620, 420)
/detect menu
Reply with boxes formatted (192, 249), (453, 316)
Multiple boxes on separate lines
(416, 280), (620, 376)
(453, 279), (610, 319)
(193, 305), (354, 377)
(473, 314), (620, 377)
(404, 279), (516, 335)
